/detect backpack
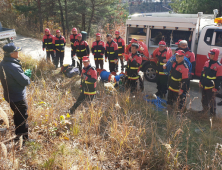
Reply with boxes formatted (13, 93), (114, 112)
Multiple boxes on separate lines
(61, 64), (80, 78)
(164, 54), (192, 74)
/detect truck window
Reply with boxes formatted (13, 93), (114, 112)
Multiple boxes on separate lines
(150, 29), (172, 46)
(204, 29), (214, 45)
(215, 32), (222, 47)
(149, 29), (192, 48)
(127, 27), (147, 45)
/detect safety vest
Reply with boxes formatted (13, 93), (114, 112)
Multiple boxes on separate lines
(168, 61), (189, 93)
(200, 60), (222, 90)
(42, 34), (54, 52)
(81, 66), (97, 95)
(70, 34), (78, 51)
(127, 52), (142, 80)
(53, 36), (66, 52)
(73, 40), (89, 59)
(114, 37), (125, 57)
(155, 49), (168, 76)
(91, 40), (105, 60)
(105, 40), (118, 62)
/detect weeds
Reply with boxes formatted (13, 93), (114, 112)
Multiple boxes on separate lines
(0, 49), (222, 169)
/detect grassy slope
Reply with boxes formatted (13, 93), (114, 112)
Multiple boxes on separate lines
(0, 50), (222, 169)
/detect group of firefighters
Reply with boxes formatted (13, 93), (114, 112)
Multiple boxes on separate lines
(1, 27), (222, 143)
(42, 27), (222, 116)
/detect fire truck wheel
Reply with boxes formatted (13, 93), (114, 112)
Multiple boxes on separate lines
(144, 64), (157, 82)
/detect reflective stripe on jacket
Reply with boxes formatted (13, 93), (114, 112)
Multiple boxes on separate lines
(91, 40), (105, 60)
(81, 65), (97, 95)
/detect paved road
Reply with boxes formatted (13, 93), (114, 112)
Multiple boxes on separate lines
(13, 35), (222, 116)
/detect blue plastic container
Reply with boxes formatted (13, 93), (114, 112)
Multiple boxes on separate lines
(100, 70), (111, 81)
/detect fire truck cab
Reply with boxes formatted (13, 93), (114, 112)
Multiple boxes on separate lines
(126, 10), (222, 82)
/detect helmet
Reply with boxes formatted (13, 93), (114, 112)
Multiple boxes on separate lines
(131, 43), (139, 49)
(77, 33), (82, 37)
(72, 27), (77, 32)
(115, 31), (120, 35)
(158, 41), (166, 46)
(175, 50), (185, 56)
(56, 30), (61, 33)
(175, 39), (182, 45)
(130, 39), (138, 43)
(82, 56), (90, 62)
(96, 33), (101, 37)
(208, 48), (220, 61)
(45, 28), (50, 33)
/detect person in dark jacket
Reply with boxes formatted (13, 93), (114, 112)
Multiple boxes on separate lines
(73, 34), (90, 72)
(91, 33), (105, 69)
(69, 56), (97, 114)
(53, 29), (66, 68)
(70, 27), (78, 67)
(105, 34), (118, 74)
(114, 31), (125, 72)
(42, 28), (55, 62)
(0, 43), (30, 140)
(167, 50), (189, 110)
(199, 48), (222, 116)
(126, 43), (142, 92)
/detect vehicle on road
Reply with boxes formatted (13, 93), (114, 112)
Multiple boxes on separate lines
(0, 22), (16, 43)
(126, 10), (222, 82)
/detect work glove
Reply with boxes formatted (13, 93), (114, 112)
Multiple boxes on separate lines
(114, 59), (118, 64)
(105, 58), (107, 62)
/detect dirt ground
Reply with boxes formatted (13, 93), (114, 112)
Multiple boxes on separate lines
(12, 35), (222, 117)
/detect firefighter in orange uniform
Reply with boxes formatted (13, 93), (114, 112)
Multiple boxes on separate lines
(53, 30), (66, 68)
(114, 31), (125, 72)
(126, 43), (142, 92)
(70, 27), (78, 66)
(199, 48), (222, 116)
(91, 33), (105, 69)
(73, 34), (90, 72)
(105, 34), (118, 73)
(167, 50), (189, 110)
(153, 41), (168, 98)
(69, 56), (97, 114)
(42, 28), (54, 62)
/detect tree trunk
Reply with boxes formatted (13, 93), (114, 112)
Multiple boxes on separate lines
(58, 0), (66, 36)
(37, 0), (43, 32)
(87, 0), (95, 34)
(82, 13), (85, 31)
(65, 0), (69, 38)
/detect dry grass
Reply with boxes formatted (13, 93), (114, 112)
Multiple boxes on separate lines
(0, 50), (222, 169)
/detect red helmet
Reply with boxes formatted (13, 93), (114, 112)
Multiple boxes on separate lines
(158, 41), (166, 46)
(82, 56), (90, 62)
(115, 31), (120, 35)
(45, 28), (50, 35)
(208, 48), (220, 61)
(56, 30), (61, 33)
(130, 39), (138, 43)
(175, 50), (185, 56)
(45, 28), (50, 32)
(72, 27), (77, 32)
(175, 39), (182, 45)
(77, 33), (82, 37)
(96, 33), (101, 37)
